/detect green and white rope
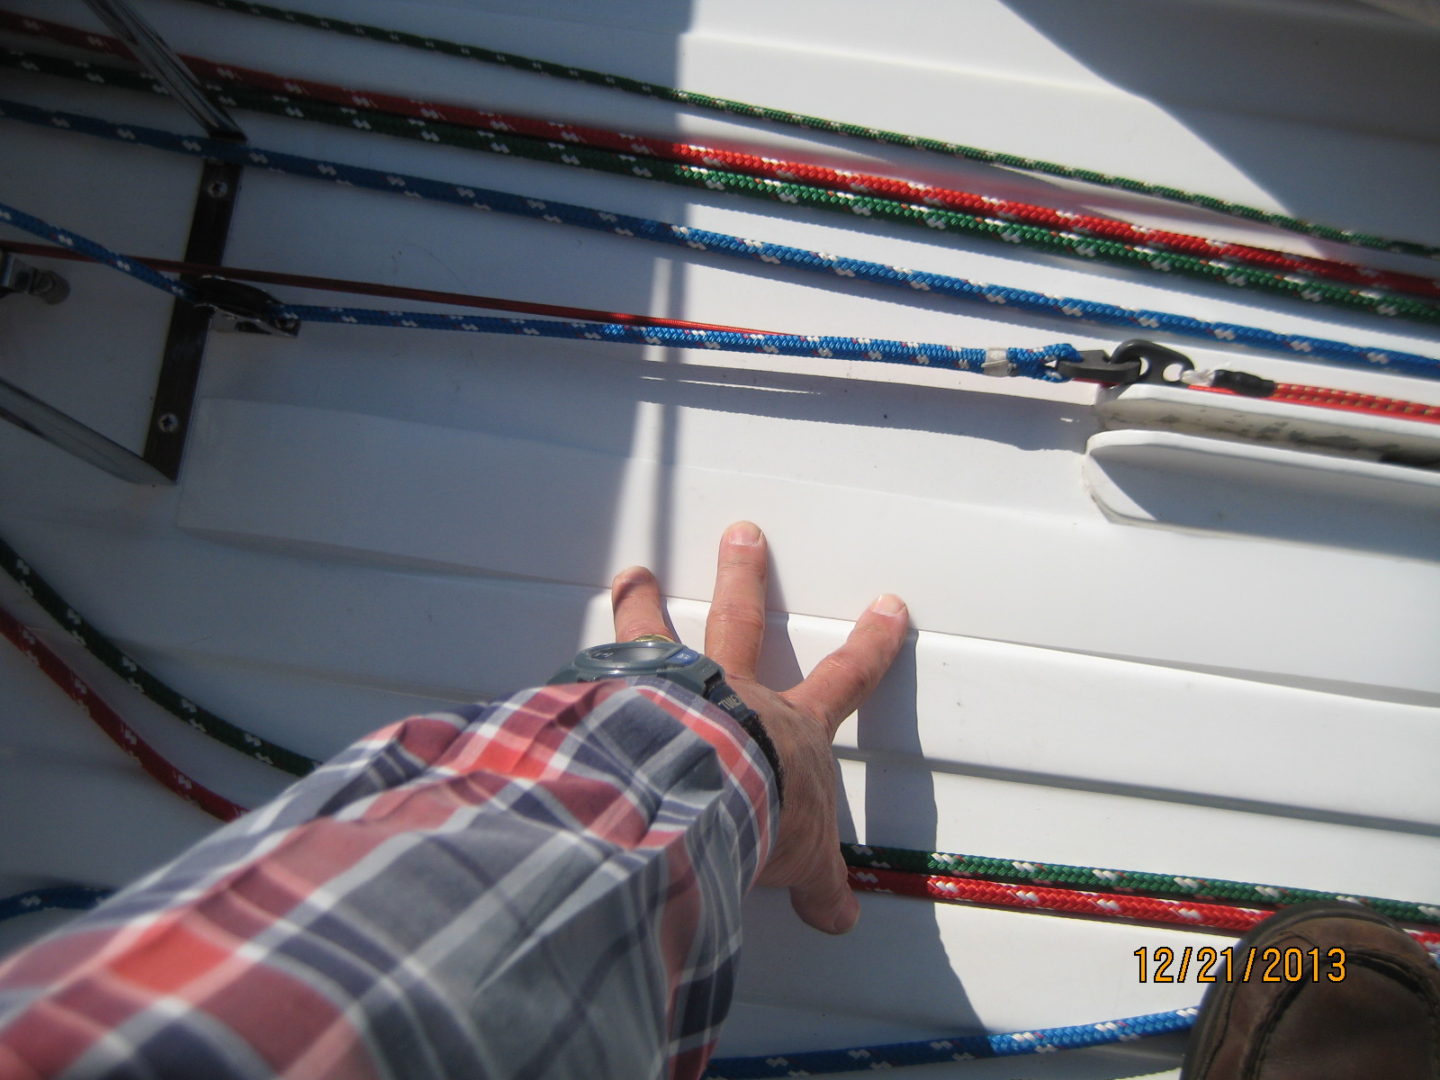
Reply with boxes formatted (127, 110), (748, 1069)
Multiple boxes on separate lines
(10, 47), (1433, 327)
(172, 0), (1440, 260)
(843, 843), (1440, 928)
(6, 98), (1437, 380)
(0, 533), (319, 776)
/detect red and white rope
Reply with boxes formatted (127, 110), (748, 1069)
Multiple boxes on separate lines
(849, 867), (1440, 949)
(0, 603), (246, 822)
(1192, 382), (1440, 424)
(6, 10), (1439, 304)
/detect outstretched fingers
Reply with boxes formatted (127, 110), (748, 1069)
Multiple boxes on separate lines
(611, 566), (676, 642)
(786, 595), (909, 737)
(788, 850), (862, 935)
(704, 521), (769, 681)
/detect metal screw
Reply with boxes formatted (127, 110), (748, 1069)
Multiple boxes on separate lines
(29, 270), (70, 305)
(157, 413), (181, 434)
(206, 179), (230, 199)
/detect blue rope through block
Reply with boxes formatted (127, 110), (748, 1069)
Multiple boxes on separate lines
(283, 305), (1075, 377)
(2, 98), (1437, 381)
(0, 201), (1079, 377)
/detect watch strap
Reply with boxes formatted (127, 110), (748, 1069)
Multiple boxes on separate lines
(734, 708), (784, 808)
(550, 641), (784, 806)
(691, 677), (783, 806)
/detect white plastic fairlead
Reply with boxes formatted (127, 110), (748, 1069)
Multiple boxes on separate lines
(1095, 383), (1440, 468)
(1083, 428), (1440, 560)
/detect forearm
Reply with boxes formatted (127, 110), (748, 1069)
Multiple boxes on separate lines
(0, 679), (777, 1080)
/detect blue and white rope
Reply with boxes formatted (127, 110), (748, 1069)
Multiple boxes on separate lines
(0, 203), (198, 302)
(0, 201), (1079, 377)
(0, 886), (113, 925)
(3, 98), (1437, 381)
(285, 305), (1077, 376)
(703, 1007), (1197, 1077)
(0, 201), (198, 303)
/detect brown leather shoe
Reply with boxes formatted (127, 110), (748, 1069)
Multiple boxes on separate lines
(1181, 901), (1440, 1079)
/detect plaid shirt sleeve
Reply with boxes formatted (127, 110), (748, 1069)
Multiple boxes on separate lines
(0, 678), (779, 1080)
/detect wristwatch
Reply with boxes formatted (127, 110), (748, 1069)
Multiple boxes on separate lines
(548, 639), (784, 802)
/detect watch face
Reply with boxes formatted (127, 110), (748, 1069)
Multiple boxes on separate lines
(584, 640), (687, 670)
(553, 641), (716, 697)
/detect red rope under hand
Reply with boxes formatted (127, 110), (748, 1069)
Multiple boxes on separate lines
(849, 867), (1440, 949)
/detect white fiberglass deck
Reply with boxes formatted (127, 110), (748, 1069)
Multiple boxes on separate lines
(1, 1), (1438, 1076)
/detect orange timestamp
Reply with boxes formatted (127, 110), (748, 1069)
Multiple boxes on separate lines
(1135, 945), (1347, 984)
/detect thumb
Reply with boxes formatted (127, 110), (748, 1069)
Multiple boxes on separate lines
(787, 854), (861, 935)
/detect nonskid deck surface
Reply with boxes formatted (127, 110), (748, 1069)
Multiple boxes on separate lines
(1, 1), (1438, 1076)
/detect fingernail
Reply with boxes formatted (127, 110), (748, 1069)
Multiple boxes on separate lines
(726, 521), (762, 546)
(870, 593), (905, 616)
(613, 566), (653, 587)
(832, 898), (860, 934)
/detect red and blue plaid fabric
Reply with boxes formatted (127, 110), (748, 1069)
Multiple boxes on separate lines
(0, 678), (778, 1079)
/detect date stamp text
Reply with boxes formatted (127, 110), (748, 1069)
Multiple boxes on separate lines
(1135, 946), (1347, 983)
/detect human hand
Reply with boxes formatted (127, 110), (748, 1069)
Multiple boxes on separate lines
(611, 521), (909, 935)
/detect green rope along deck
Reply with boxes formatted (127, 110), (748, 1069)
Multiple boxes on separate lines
(0, 534), (319, 777)
(842, 842), (1440, 928)
(11, 47), (1436, 328)
(176, 0), (1440, 261)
